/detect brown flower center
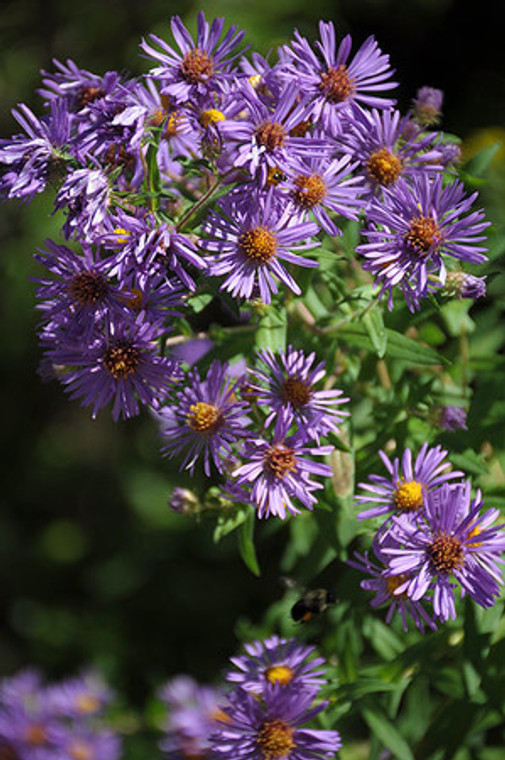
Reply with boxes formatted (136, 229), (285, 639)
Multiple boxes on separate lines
(393, 481), (424, 512)
(255, 121), (287, 152)
(180, 49), (214, 83)
(187, 402), (222, 433)
(428, 533), (464, 574)
(103, 341), (140, 379)
(405, 216), (442, 255)
(264, 664), (295, 686)
(257, 720), (295, 759)
(25, 725), (48, 746)
(265, 445), (297, 479)
(385, 572), (410, 597)
(281, 377), (312, 408)
(239, 227), (278, 263)
(291, 174), (327, 209)
(320, 64), (356, 103)
(289, 120), (312, 137)
(68, 271), (109, 306)
(366, 148), (403, 186)
(77, 86), (104, 108)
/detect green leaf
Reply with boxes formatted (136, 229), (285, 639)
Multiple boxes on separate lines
(237, 509), (260, 576)
(462, 140), (502, 177)
(255, 304), (287, 352)
(385, 328), (447, 365)
(361, 705), (415, 760)
(362, 306), (387, 358)
(338, 324), (447, 365)
(213, 508), (247, 543)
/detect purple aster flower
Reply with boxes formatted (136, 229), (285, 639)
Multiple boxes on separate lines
(60, 727), (121, 760)
(226, 636), (326, 695)
(157, 360), (251, 476)
(0, 100), (70, 202)
(338, 106), (442, 197)
(0, 672), (60, 760)
(357, 175), (489, 310)
(356, 443), (464, 522)
(201, 188), (320, 304)
(218, 83), (330, 186)
(44, 671), (113, 719)
(435, 405), (468, 432)
(211, 683), (342, 760)
(249, 346), (349, 439)
(348, 538), (437, 632)
(284, 152), (364, 236)
(39, 59), (132, 116)
(54, 168), (111, 242)
(233, 412), (333, 519)
(141, 12), (246, 103)
(34, 240), (128, 332)
(159, 675), (228, 760)
(48, 316), (180, 420)
(382, 482), (505, 621)
(282, 21), (396, 134)
(412, 86), (444, 125)
(442, 271), (487, 299)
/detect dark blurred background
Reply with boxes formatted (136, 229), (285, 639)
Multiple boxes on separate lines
(1, 0), (504, 708)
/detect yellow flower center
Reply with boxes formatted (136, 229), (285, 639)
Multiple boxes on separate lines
(366, 148), (403, 186)
(69, 741), (94, 760)
(200, 109), (225, 128)
(75, 693), (101, 714)
(291, 174), (327, 209)
(393, 481), (424, 512)
(113, 227), (131, 245)
(239, 227), (278, 263)
(264, 664), (295, 686)
(320, 64), (356, 103)
(405, 215), (442, 255)
(187, 402), (222, 433)
(257, 720), (295, 759)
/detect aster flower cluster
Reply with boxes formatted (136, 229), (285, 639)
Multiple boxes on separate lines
(213, 636), (342, 760)
(351, 444), (505, 629)
(159, 346), (348, 519)
(0, 669), (120, 760)
(0, 12), (491, 430)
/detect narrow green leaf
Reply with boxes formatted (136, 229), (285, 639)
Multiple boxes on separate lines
(338, 324), (447, 365)
(237, 509), (260, 576)
(362, 306), (387, 357)
(361, 705), (415, 760)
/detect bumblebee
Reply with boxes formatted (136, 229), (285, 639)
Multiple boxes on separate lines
(290, 588), (336, 623)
